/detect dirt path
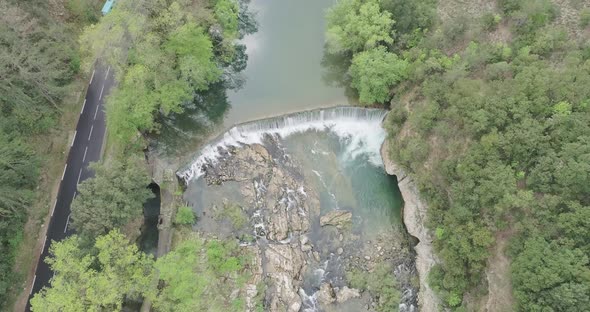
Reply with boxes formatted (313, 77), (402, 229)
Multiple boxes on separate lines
(484, 228), (515, 312)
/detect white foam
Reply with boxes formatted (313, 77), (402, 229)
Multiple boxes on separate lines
(178, 107), (387, 183)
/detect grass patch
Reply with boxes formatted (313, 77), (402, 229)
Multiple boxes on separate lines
(346, 263), (401, 312)
(214, 202), (249, 230)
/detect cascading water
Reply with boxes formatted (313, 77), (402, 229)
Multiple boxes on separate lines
(177, 106), (388, 182)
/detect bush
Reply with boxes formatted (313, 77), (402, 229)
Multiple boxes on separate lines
(481, 13), (501, 31)
(175, 205), (196, 225)
(580, 8), (590, 28)
(214, 202), (248, 230)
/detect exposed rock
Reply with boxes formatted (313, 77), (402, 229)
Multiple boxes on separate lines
(244, 246), (263, 311)
(320, 210), (352, 228)
(264, 244), (305, 312)
(381, 139), (441, 312)
(317, 283), (336, 305)
(300, 234), (309, 245)
(336, 286), (361, 303)
(337, 247), (344, 255)
(313, 251), (321, 262)
(263, 167), (317, 241)
(204, 144), (272, 184)
(301, 244), (312, 252)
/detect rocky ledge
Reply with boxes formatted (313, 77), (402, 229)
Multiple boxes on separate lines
(380, 139), (441, 312)
(196, 138), (418, 311)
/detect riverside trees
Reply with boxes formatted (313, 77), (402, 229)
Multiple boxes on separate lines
(326, 0), (590, 310)
(324, 0), (432, 105)
(31, 0), (257, 309)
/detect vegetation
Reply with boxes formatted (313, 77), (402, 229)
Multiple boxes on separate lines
(174, 205), (196, 225)
(326, 0), (590, 310)
(28, 0), (256, 309)
(349, 46), (408, 104)
(0, 0), (99, 306)
(346, 263), (401, 311)
(214, 202), (248, 230)
(30, 230), (156, 311)
(70, 157), (154, 238)
(153, 235), (251, 311)
(80, 0), (254, 143)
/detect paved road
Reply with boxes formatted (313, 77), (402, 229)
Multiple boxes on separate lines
(25, 64), (114, 311)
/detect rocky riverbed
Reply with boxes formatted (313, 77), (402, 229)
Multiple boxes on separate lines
(184, 135), (419, 311)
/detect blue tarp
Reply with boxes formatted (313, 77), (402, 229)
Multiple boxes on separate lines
(101, 0), (116, 15)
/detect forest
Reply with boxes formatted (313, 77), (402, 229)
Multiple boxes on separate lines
(0, 0), (100, 307)
(323, 0), (590, 310)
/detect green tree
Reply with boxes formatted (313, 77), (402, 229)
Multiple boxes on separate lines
(512, 237), (590, 311)
(0, 131), (39, 302)
(30, 230), (155, 311)
(349, 47), (408, 104)
(0, 3), (78, 133)
(70, 157), (153, 238)
(153, 236), (249, 311)
(326, 0), (394, 54)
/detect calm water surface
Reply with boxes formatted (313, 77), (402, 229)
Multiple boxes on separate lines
(225, 0), (347, 127)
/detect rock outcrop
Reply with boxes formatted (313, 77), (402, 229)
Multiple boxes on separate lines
(265, 244), (306, 311)
(381, 139), (441, 312)
(319, 210), (352, 228)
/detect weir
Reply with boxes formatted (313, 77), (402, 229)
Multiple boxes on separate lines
(177, 106), (388, 182)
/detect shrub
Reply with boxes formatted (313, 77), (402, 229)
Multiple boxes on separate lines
(481, 13), (502, 31)
(175, 205), (196, 225)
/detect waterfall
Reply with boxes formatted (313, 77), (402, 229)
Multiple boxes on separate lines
(177, 106), (388, 182)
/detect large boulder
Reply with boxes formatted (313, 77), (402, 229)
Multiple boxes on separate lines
(320, 210), (352, 228)
(336, 286), (361, 303)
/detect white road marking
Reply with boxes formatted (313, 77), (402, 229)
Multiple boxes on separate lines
(77, 168), (83, 184)
(64, 214), (71, 233)
(73, 191), (76, 201)
(99, 85), (105, 100)
(88, 125), (94, 140)
(105, 66), (110, 80)
(51, 199), (57, 217)
(82, 146), (88, 162)
(89, 69), (95, 85)
(30, 275), (36, 295)
(61, 164), (67, 181)
(81, 99), (86, 115)
(71, 131), (77, 147)
(94, 105), (99, 120)
(41, 236), (47, 253)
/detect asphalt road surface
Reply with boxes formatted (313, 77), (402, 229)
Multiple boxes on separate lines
(25, 64), (114, 311)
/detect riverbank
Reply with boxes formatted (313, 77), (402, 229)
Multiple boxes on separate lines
(380, 139), (441, 312)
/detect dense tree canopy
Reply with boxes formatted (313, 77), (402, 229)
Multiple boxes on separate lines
(80, 0), (250, 142)
(325, 0), (394, 54)
(349, 47), (408, 104)
(70, 157), (154, 238)
(326, 0), (590, 309)
(30, 230), (156, 311)
(153, 235), (252, 311)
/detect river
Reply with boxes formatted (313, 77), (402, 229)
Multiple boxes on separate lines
(164, 0), (417, 310)
(225, 0), (347, 126)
